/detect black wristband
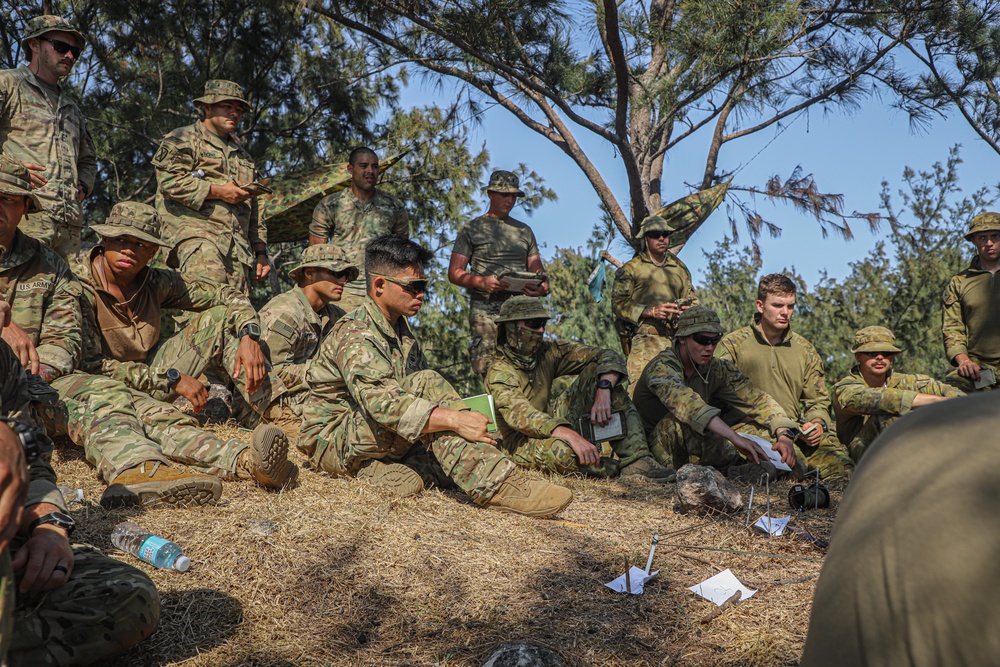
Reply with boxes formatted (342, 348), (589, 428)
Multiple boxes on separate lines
(254, 249), (268, 258)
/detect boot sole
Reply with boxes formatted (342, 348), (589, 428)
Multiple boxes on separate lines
(356, 462), (424, 497)
(101, 477), (222, 509)
(251, 425), (299, 490)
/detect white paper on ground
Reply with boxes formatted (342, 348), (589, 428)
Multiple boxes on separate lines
(688, 568), (757, 606)
(605, 566), (659, 595)
(753, 514), (790, 536)
(743, 434), (792, 471)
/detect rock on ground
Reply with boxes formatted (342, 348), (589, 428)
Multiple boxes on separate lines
(675, 464), (742, 515)
(482, 643), (565, 667)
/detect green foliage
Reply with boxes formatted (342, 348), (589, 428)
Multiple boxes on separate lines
(545, 246), (617, 352)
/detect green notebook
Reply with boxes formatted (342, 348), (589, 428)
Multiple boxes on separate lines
(463, 394), (498, 433)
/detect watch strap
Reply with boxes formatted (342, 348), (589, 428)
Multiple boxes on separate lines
(28, 511), (75, 536)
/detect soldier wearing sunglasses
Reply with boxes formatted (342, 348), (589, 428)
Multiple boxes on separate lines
(632, 306), (800, 482)
(833, 326), (962, 462)
(0, 16), (96, 260)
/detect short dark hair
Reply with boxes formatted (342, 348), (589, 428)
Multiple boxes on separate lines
(348, 146), (377, 165)
(365, 235), (433, 291)
(757, 273), (797, 302)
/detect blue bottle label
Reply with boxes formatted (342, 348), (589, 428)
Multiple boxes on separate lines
(140, 536), (169, 563)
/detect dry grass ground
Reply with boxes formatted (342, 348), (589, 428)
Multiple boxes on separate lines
(51, 427), (843, 667)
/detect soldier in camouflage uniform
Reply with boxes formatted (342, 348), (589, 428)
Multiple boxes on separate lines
(0, 332), (160, 667)
(0, 16), (97, 260)
(943, 212), (1000, 391)
(485, 296), (674, 481)
(258, 244), (358, 435)
(299, 235), (572, 517)
(632, 306), (800, 481)
(716, 274), (853, 479)
(152, 79), (271, 294)
(448, 170), (550, 376)
(612, 214), (698, 390)
(833, 326), (963, 462)
(308, 146), (409, 312)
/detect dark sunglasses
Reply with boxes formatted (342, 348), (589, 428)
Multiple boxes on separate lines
(39, 37), (82, 58)
(520, 318), (548, 329)
(329, 269), (354, 279)
(374, 274), (429, 296)
(860, 351), (896, 359)
(645, 231), (670, 240)
(692, 333), (722, 346)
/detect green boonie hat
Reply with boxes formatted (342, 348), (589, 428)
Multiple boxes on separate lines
(21, 15), (85, 50)
(675, 305), (725, 337)
(495, 295), (550, 323)
(0, 154), (41, 213)
(851, 326), (902, 354)
(289, 244), (359, 282)
(91, 201), (170, 247)
(193, 79), (250, 109)
(638, 214), (675, 237)
(965, 212), (1000, 241)
(483, 170), (526, 197)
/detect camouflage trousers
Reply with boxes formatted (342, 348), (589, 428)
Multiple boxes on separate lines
(944, 359), (1000, 393)
(310, 369), (516, 505)
(626, 332), (670, 394)
(147, 306), (287, 425)
(21, 212), (81, 263)
(174, 237), (252, 296)
(46, 373), (248, 483)
(847, 414), (901, 463)
(734, 423), (853, 480)
(260, 398), (303, 439)
(648, 416), (744, 471)
(1, 543), (159, 666)
(503, 362), (654, 477)
(468, 296), (510, 376)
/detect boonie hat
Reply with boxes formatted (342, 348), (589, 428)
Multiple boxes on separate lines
(483, 170), (525, 197)
(851, 326), (902, 354)
(21, 15), (85, 50)
(965, 212), (1000, 241)
(495, 295), (550, 324)
(638, 214), (675, 237)
(91, 201), (170, 247)
(0, 154), (41, 213)
(193, 79), (250, 110)
(675, 306), (725, 338)
(289, 244), (359, 282)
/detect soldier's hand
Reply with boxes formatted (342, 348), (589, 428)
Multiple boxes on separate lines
(233, 337), (266, 395)
(451, 410), (496, 445)
(480, 275), (510, 295)
(800, 421), (823, 447)
(0, 422), (28, 554)
(553, 426), (601, 467)
(210, 181), (251, 204)
(774, 434), (797, 467)
(76, 181), (87, 202)
(255, 255), (272, 281)
(643, 303), (674, 320)
(590, 387), (613, 426)
(12, 522), (74, 593)
(521, 282), (546, 297)
(957, 356), (981, 381)
(0, 299), (11, 328)
(731, 434), (766, 464)
(23, 162), (48, 188)
(2, 322), (40, 374)
(175, 373), (208, 413)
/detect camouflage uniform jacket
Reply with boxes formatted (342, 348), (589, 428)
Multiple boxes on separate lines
(632, 345), (798, 437)
(452, 214), (540, 301)
(942, 256), (1000, 365)
(612, 252), (698, 335)
(299, 298), (431, 457)
(0, 230), (81, 378)
(309, 189), (409, 301)
(486, 340), (626, 450)
(0, 66), (97, 227)
(76, 248), (258, 395)
(716, 318), (832, 429)
(152, 121), (263, 267)
(259, 287), (343, 394)
(833, 367), (964, 446)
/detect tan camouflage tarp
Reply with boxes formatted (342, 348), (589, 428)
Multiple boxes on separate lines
(660, 180), (730, 253)
(259, 154), (404, 244)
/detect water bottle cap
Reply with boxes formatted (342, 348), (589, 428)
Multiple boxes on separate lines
(71, 489), (83, 502)
(174, 556), (191, 572)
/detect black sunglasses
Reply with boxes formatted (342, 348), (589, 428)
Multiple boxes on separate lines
(692, 333), (722, 346)
(860, 351), (896, 359)
(39, 37), (82, 58)
(374, 274), (429, 296)
(520, 318), (548, 329)
(645, 231), (670, 240)
(329, 269), (354, 279)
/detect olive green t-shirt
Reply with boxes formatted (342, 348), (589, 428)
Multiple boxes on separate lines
(452, 214), (539, 300)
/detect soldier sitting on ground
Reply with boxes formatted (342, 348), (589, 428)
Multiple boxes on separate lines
(257, 244), (358, 436)
(485, 296), (674, 482)
(632, 306), (799, 481)
(833, 326), (963, 462)
(298, 235), (573, 518)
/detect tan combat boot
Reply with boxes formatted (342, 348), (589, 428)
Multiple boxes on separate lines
(355, 460), (425, 497)
(101, 461), (223, 509)
(236, 424), (299, 490)
(619, 456), (676, 483)
(487, 470), (573, 518)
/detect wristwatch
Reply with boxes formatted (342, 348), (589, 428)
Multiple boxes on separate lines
(0, 417), (41, 464)
(238, 322), (261, 341)
(166, 368), (181, 391)
(28, 511), (76, 537)
(597, 378), (614, 391)
(776, 428), (797, 440)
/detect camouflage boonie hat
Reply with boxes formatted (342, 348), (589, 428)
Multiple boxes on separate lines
(0, 154), (41, 213)
(483, 170), (525, 196)
(851, 326), (901, 354)
(193, 79), (249, 109)
(965, 212), (1000, 241)
(21, 15), (85, 50)
(495, 295), (550, 323)
(675, 306), (725, 337)
(90, 201), (170, 247)
(289, 244), (359, 282)
(638, 214), (675, 237)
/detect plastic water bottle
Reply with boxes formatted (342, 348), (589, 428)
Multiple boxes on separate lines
(57, 485), (83, 506)
(111, 522), (190, 572)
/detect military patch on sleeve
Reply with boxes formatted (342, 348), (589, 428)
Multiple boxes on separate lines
(270, 320), (296, 340)
(153, 145), (169, 164)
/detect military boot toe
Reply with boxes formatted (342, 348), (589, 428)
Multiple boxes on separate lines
(487, 470), (573, 518)
(238, 424), (298, 490)
(102, 461), (223, 509)
(619, 456), (676, 483)
(355, 460), (425, 497)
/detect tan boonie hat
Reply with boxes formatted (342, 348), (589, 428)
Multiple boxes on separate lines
(965, 212), (1000, 241)
(495, 295), (550, 323)
(193, 79), (249, 109)
(289, 244), (359, 283)
(675, 305), (725, 338)
(0, 154), (41, 213)
(638, 214), (675, 237)
(851, 326), (902, 354)
(91, 201), (170, 247)
(483, 170), (525, 196)
(21, 15), (85, 50)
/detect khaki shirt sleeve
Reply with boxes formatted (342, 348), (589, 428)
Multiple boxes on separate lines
(37, 267), (83, 379)
(76, 123), (98, 197)
(611, 262), (645, 324)
(394, 203), (410, 238)
(714, 359), (798, 437)
(834, 374), (917, 418)
(260, 315), (308, 389)
(942, 276), (968, 363)
(801, 344), (833, 428)
(152, 136), (212, 211)
(645, 355), (720, 434)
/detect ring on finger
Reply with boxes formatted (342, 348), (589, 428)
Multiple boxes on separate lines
(53, 564), (68, 575)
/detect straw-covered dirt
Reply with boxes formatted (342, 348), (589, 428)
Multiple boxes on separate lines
(51, 424), (842, 667)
